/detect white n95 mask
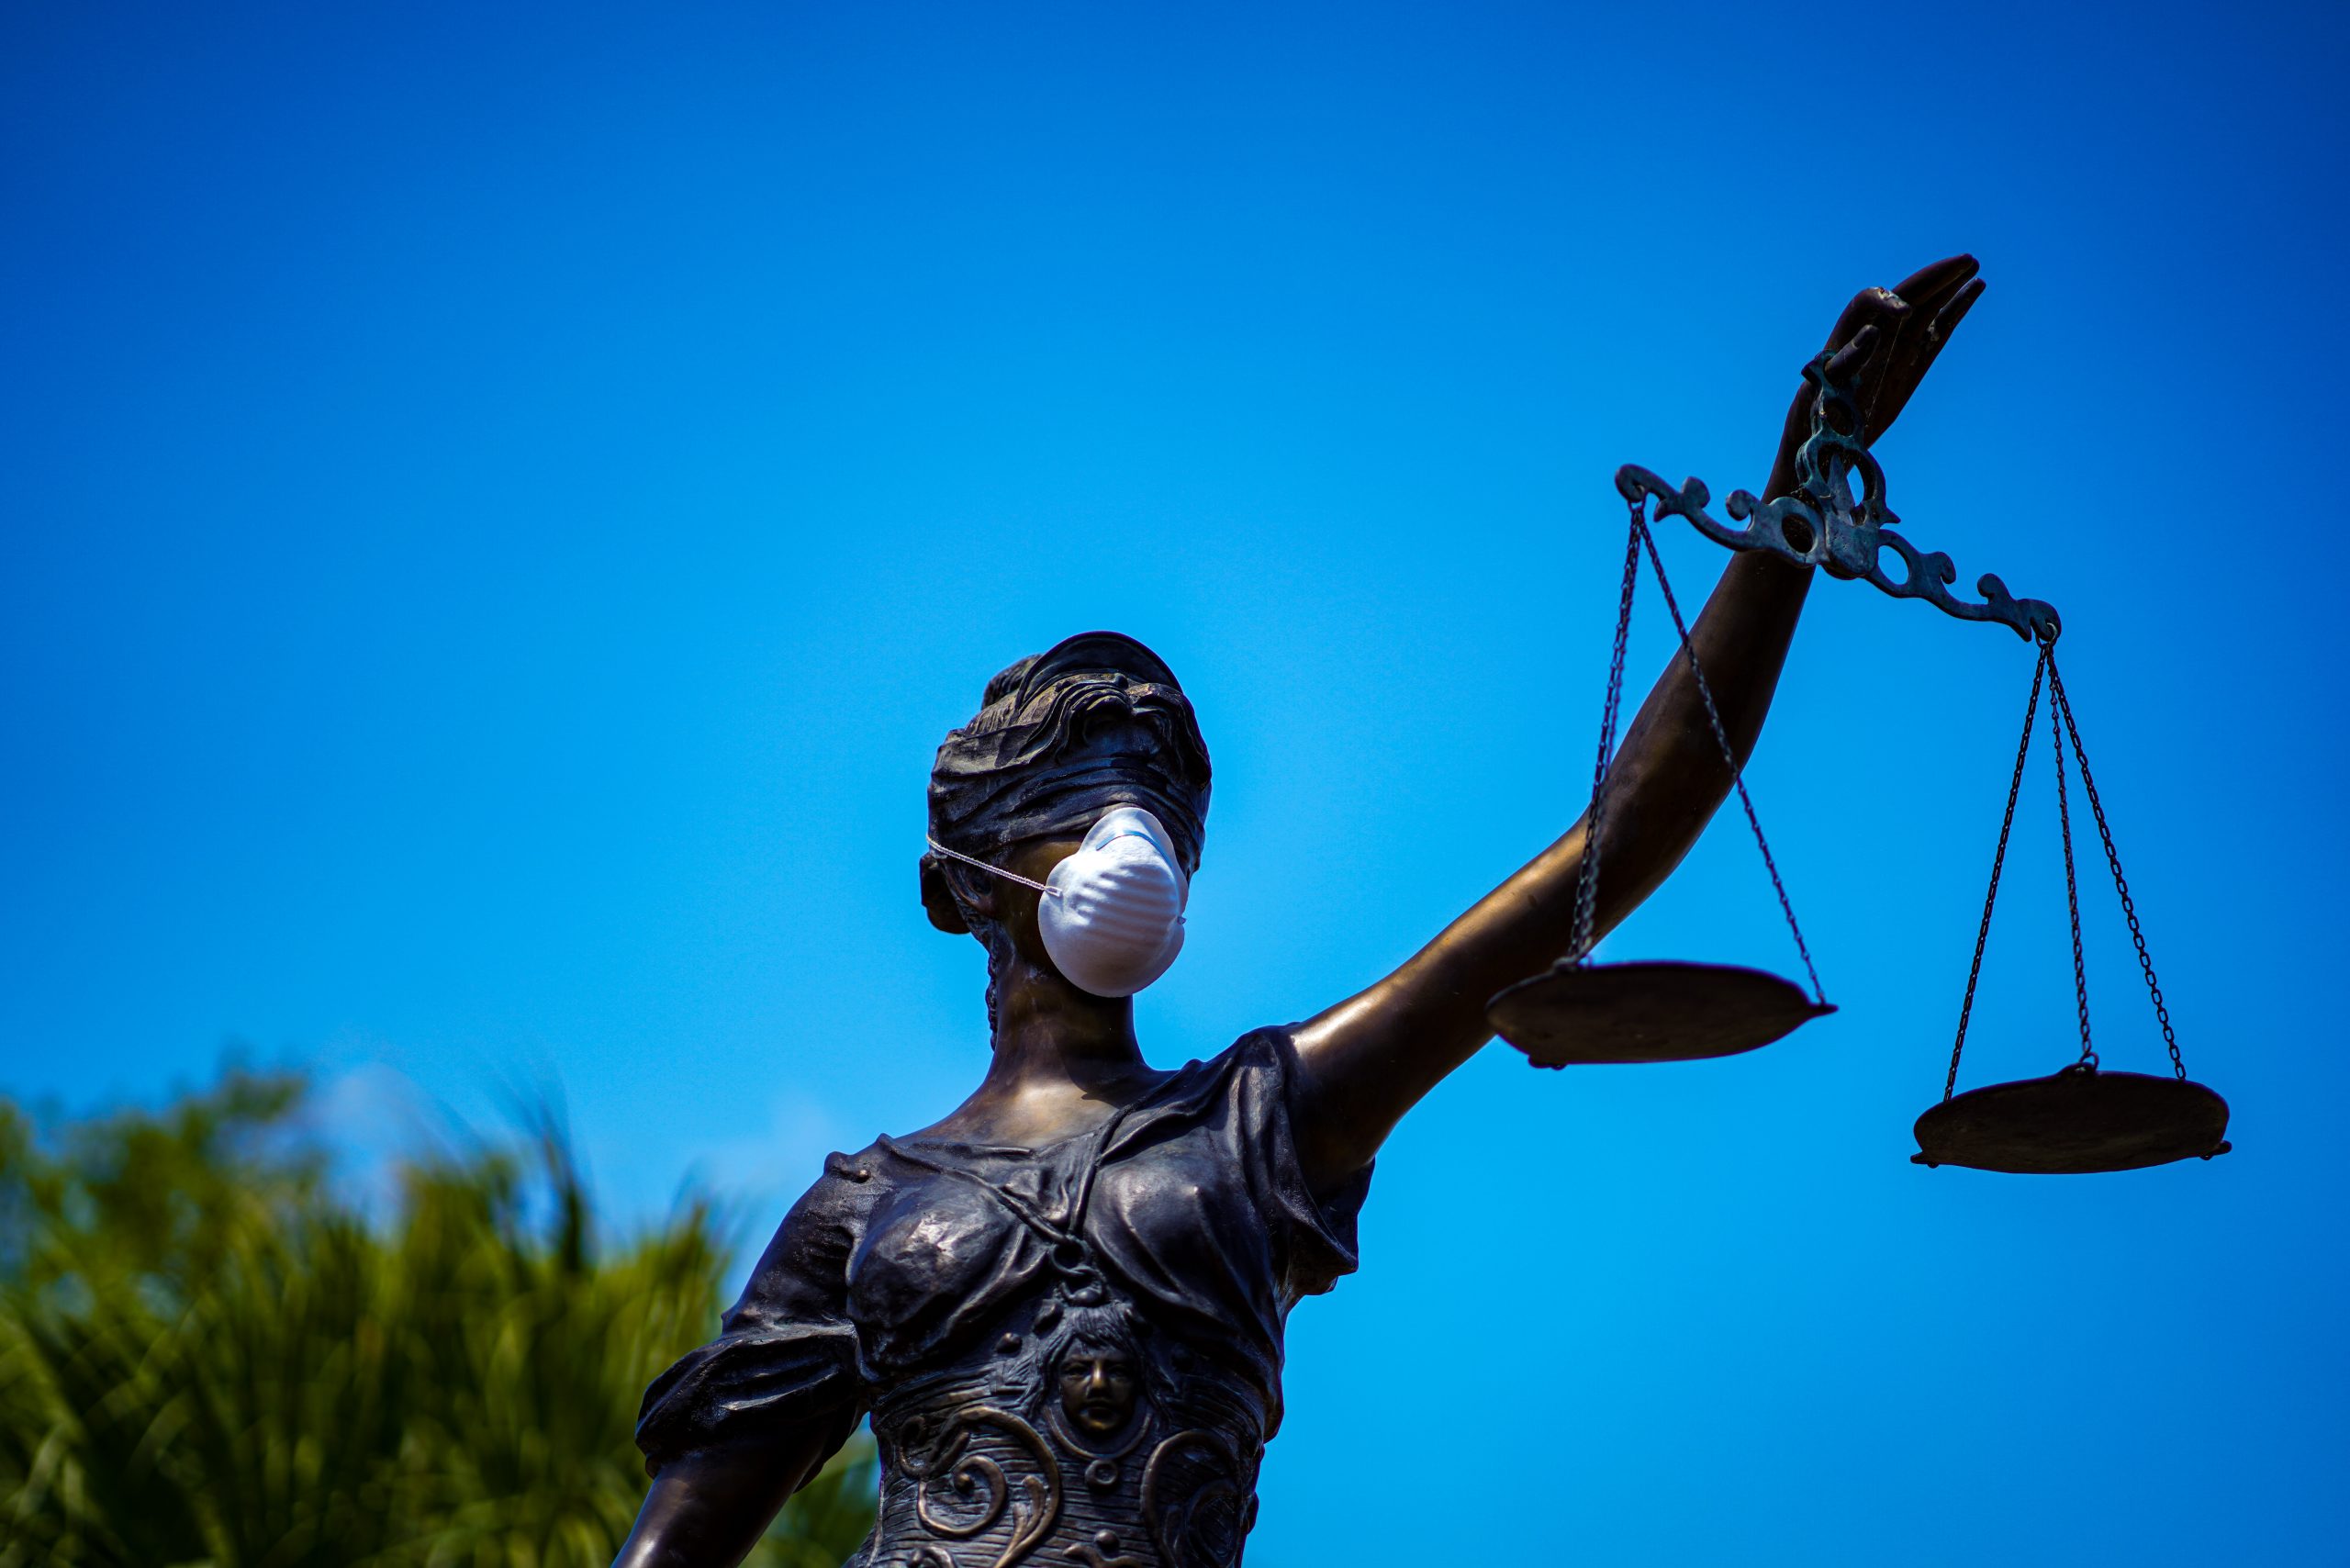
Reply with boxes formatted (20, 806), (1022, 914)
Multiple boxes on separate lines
(926, 806), (1190, 997)
(1036, 807), (1188, 996)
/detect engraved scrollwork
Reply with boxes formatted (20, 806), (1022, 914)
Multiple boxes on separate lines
(918, 1440), (1006, 1540)
(1141, 1428), (1247, 1568)
(1615, 350), (2060, 643)
(898, 1405), (1065, 1568)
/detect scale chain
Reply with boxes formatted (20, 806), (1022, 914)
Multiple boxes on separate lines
(1570, 498), (1646, 964)
(2044, 649), (2188, 1080)
(1945, 644), (2047, 1100)
(2050, 653), (2095, 1067)
(1630, 507), (1826, 1004)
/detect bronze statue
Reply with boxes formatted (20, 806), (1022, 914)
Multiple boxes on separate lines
(612, 257), (1988, 1568)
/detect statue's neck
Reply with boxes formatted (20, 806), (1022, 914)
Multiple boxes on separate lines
(936, 944), (1158, 1146)
(987, 946), (1146, 1081)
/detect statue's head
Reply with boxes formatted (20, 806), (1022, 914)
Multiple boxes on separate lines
(920, 632), (1211, 948)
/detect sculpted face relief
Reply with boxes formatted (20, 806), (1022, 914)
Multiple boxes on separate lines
(1058, 1346), (1139, 1438)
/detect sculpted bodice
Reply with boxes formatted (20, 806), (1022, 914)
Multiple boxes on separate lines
(636, 1030), (1372, 1568)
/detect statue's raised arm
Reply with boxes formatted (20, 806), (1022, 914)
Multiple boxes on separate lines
(611, 257), (1987, 1568)
(1287, 256), (1988, 1193)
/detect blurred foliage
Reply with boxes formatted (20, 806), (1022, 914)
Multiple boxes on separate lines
(0, 1068), (876, 1568)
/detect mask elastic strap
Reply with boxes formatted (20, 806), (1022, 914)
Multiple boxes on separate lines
(924, 837), (1061, 897)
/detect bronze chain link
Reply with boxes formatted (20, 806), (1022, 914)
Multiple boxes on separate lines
(2049, 650), (2095, 1067)
(1631, 509), (1825, 1004)
(1944, 644), (2047, 1100)
(2044, 648), (2188, 1080)
(1570, 498), (1647, 964)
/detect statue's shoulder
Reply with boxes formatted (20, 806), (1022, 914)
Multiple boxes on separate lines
(751, 1140), (895, 1246)
(729, 1142), (896, 1316)
(1151, 1024), (1297, 1085)
(817, 1141), (891, 1185)
(1186, 1024), (1305, 1103)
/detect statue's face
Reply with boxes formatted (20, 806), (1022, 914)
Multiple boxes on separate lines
(1058, 1347), (1137, 1436)
(993, 836), (1087, 962)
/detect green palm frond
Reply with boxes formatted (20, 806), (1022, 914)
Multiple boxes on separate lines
(0, 1068), (877, 1568)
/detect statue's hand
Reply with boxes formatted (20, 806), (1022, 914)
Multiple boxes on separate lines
(1774, 254), (1986, 475)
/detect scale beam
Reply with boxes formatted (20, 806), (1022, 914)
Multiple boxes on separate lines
(1617, 352), (2061, 643)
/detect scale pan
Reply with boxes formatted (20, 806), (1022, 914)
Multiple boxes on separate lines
(1911, 1065), (2230, 1174)
(1487, 959), (1834, 1067)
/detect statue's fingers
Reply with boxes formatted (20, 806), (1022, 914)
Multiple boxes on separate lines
(1888, 254), (1980, 311)
(1925, 276), (1986, 347)
(1863, 286), (1975, 440)
(1825, 320), (1881, 387)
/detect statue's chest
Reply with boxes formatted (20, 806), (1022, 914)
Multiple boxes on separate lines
(844, 1124), (1270, 1350)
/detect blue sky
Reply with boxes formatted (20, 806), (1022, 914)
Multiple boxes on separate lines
(5, 3), (2345, 1562)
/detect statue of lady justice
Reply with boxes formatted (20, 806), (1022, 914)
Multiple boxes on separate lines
(615, 257), (1986, 1568)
